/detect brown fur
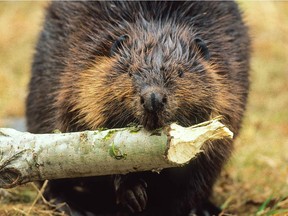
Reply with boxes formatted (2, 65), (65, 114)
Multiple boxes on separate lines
(26, 2), (250, 216)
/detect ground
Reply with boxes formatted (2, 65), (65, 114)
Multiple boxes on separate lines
(0, 1), (287, 215)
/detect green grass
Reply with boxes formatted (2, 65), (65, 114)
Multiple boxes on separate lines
(0, 1), (288, 215)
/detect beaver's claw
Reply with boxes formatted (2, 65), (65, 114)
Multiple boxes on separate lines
(116, 178), (148, 213)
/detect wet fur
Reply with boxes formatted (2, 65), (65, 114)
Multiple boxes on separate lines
(26, 1), (250, 216)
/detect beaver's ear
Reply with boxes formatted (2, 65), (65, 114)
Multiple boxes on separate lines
(194, 37), (210, 60)
(110, 35), (129, 56)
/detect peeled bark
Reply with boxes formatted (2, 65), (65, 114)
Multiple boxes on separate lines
(0, 117), (233, 189)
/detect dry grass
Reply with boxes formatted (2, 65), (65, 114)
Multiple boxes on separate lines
(0, 1), (288, 216)
(0, 2), (46, 118)
(0, 182), (66, 216)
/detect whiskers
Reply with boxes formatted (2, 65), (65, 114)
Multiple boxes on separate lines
(173, 104), (213, 127)
(108, 105), (138, 129)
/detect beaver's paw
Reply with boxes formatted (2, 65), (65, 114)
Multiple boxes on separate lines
(116, 178), (148, 213)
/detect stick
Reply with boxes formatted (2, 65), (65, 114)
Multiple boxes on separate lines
(0, 117), (233, 189)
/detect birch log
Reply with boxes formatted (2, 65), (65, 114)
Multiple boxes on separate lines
(0, 117), (233, 189)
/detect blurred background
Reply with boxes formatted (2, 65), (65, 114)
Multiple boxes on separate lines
(0, 1), (287, 215)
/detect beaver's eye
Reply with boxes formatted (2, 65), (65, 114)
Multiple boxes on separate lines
(194, 37), (210, 60)
(178, 69), (184, 78)
(110, 35), (129, 56)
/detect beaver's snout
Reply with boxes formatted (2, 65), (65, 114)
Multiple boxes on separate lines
(140, 86), (167, 113)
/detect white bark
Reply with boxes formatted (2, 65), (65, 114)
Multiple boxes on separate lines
(0, 117), (233, 189)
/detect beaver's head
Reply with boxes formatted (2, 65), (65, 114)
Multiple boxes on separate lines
(57, 21), (225, 131)
(107, 22), (217, 130)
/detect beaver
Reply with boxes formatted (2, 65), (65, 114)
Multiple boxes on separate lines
(26, 1), (250, 216)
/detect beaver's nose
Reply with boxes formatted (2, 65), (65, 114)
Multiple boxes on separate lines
(140, 87), (167, 112)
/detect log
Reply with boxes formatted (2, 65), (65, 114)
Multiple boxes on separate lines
(0, 117), (233, 189)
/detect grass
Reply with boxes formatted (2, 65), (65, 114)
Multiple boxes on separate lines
(0, 1), (288, 215)
(0, 2), (46, 119)
(212, 1), (288, 215)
